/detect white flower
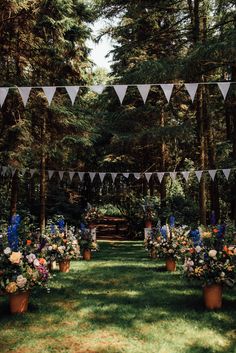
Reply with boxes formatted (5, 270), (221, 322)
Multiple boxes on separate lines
(33, 259), (40, 267)
(26, 253), (36, 263)
(220, 272), (225, 277)
(208, 250), (217, 258)
(48, 246), (52, 251)
(16, 275), (27, 288)
(168, 249), (174, 253)
(3, 247), (12, 255)
(195, 245), (202, 253)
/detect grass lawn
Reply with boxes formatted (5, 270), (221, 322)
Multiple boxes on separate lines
(0, 241), (236, 353)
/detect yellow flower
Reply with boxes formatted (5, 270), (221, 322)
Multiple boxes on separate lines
(202, 232), (211, 239)
(9, 252), (22, 264)
(5, 282), (18, 293)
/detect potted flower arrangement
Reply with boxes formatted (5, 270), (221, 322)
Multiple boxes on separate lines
(144, 228), (159, 259)
(0, 240), (49, 314)
(79, 228), (98, 261)
(183, 225), (236, 309)
(41, 224), (80, 273)
(154, 225), (190, 271)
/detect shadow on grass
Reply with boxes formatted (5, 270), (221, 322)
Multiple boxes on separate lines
(0, 240), (235, 353)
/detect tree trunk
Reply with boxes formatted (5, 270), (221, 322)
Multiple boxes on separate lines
(160, 109), (167, 211)
(196, 85), (207, 225)
(10, 170), (18, 219)
(39, 114), (47, 233)
(230, 64), (236, 224)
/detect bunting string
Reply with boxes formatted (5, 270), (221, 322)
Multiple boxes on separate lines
(0, 81), (234, 107)
(0, 165), (234, 183)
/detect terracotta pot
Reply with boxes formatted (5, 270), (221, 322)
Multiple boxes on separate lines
(203, 284), (222, 309)
(9, 291), (30, 314)
(83, 249), (91, 261)
(59, 260), (70, 273)
(166, 257), (176, 272)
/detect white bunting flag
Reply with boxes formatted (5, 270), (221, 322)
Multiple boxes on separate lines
(208, 169), (217, 181)
(0, 88), (9, 107)
(113, 85), (128, 104)
(170, 172), (177, 180)
(123, 173), (129, 178)
(182, 171), (190, 181)
(137, 84), (151, 104)
(1, 166), (7, 176)
(218, 82), (230, 100)
(58, 171), (64, 181)
(99, 172), (106, 182)
(65, 86), (79, 105)
(9, 167), (16, 176)
(68, 171), (75, 181)
(222, 169), (231, 180)
(18, 87), (31, 106)
(111, 173), (117, 182)
(90, 85), (105, 95)
(134, 173), (141, 180)
(42, 86), (56, 105)
(160, 84), (174, 103)
(78, 172), (84, 181)
(195, 170), (203, 182)
(185, 83), (198, 102)
(157, 172), (165, 183)
(30, 169), (36, 177)
(89, 172), (96, 183)
(48, 170), (54, 180)
(145, 173), (152, 182)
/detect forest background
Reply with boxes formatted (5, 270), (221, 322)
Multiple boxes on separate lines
(0, 0), (236, 236)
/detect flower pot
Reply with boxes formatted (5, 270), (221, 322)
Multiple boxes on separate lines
(9, 291), (30, 314)
(166, 257), (176, 272)
(59, 260), (70, 273)
(83, 249), (91, 261)
(203, 284), (222, 309)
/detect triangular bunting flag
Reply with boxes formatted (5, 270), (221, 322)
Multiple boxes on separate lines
(113, 85), (128, 104)
(134, 173), (141, 180)
(42, 86), (56, 105)
(182, 171), (190, 181)
(185, 83), (198, 102)
(145, 173), (152, 182)
(30, 169), (36, 177)
(99, 172), (106, 182)
(0, 87), (9, 107)
(78, 172), (85, 181)
(9, 167), (16, 176)
(218, 82), (230, 100)
(18, 87), (31, 106)
(123, 173), (129, 178)
(222, 169), (231, 180)
(48, 170), (54, 180)
(58, 171), (64, 181)
(65, 86), (80, 105)
(90, 85), (105, 95)
(68, 171), (75, 181)
(137, 84), (151, 104)
(160, 84), (174, 103)
(89, 172), (96, 183)
(208, 169), (217, 181)
(111, 173), (117, 182)
(170, 172), (177, 180)
(2, 166), (7, 176)
(1, 166), (7, 176)
(157, 172), (165, 183)
(195, 170), (203, 182)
